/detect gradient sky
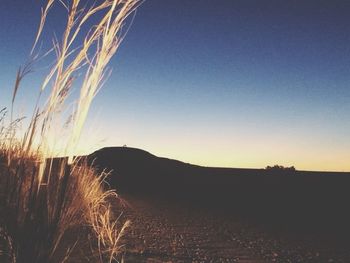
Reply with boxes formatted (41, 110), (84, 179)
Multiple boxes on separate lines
(1, 0), (350, 171)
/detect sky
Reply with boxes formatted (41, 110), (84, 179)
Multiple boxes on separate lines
(0, 0), (350, 171)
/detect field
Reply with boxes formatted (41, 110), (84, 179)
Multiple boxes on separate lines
(118, 193), (350, 263)
(1, 1), (349, 261)
(87, 147), (350, 263)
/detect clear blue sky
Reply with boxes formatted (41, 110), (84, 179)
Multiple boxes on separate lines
(1, 0), (350, 171)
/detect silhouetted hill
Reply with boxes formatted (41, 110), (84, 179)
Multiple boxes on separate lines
(88, 146), (271, 194)
(88, 146), (201, 180)
(88, 147), (350, 238)
(88, 147), (349, 193)
(87, 147), (350, 197)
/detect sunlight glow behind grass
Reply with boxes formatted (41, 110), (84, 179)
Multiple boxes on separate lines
(0, 0), (141, 262)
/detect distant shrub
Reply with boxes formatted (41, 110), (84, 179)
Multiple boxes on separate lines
(265, 165), (296, 172)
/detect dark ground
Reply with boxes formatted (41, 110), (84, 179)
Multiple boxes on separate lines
(117, 193), (350, 263)
(88, 147), (350, 263)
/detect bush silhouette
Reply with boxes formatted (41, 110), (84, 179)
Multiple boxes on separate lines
(265, 165), (296, 172)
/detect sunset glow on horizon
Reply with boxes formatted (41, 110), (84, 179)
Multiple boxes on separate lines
(1, 0), (350, 171)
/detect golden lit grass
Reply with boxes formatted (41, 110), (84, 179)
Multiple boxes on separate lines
(0, 0), (141, 262)
(0, 151), (131, 262)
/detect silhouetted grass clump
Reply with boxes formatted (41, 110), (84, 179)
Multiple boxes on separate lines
(0, 0), (141, 262)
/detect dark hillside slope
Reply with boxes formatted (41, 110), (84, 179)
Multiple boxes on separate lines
(88, 147), (269, 194)
(88, 147), (350, 238)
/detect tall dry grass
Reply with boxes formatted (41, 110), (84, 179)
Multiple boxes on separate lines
(0, 0), (141, 262)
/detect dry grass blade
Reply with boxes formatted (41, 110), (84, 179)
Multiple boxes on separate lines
(0, 0), (142, 262)
(11, 59), (35, 120)
(31, 0), (55, 55)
